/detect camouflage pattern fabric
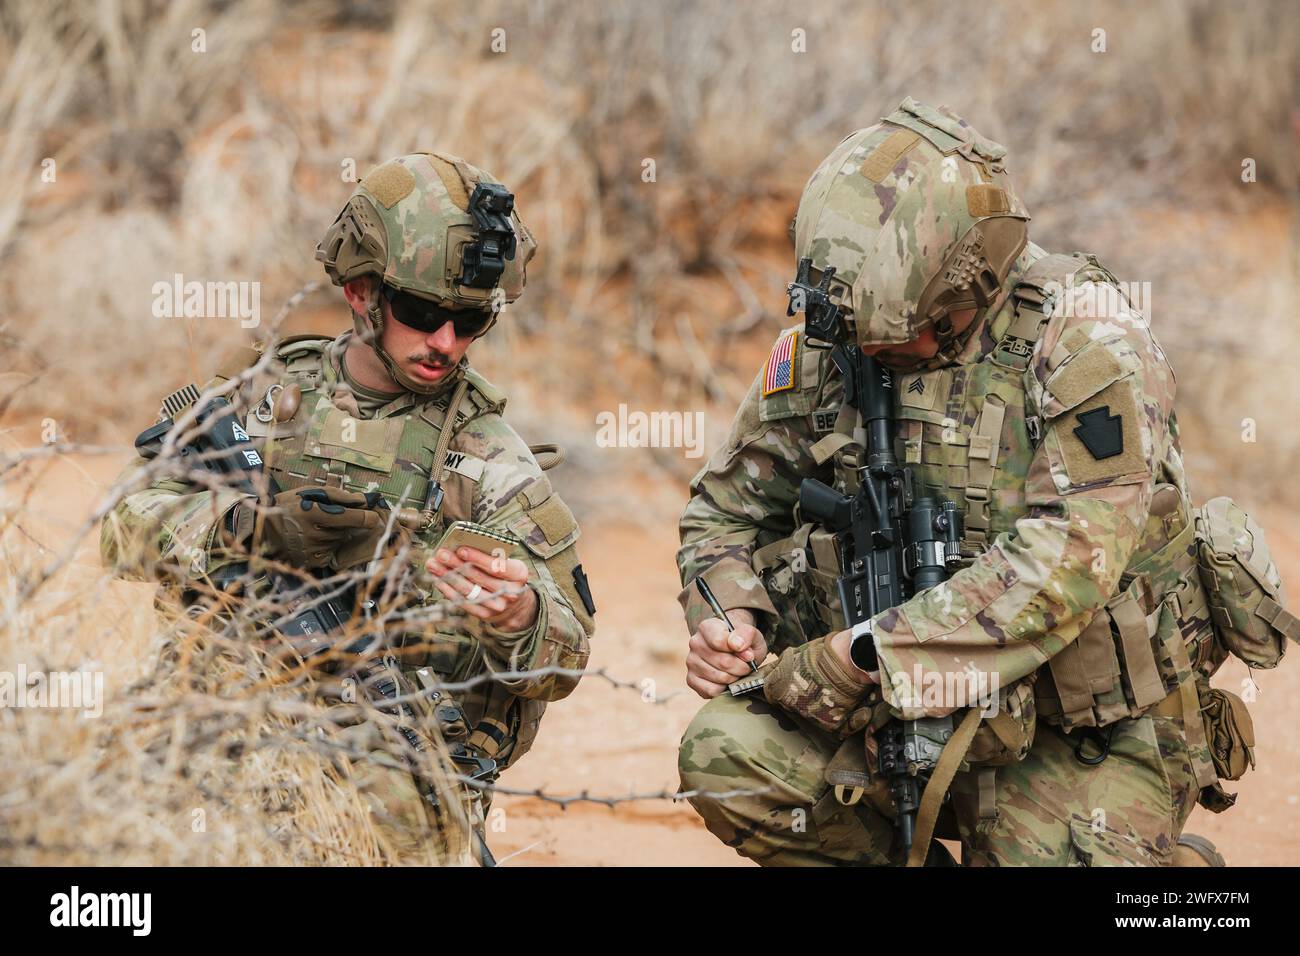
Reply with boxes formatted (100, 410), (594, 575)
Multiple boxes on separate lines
(315, 152), (538, 395)
(679, 691), (896, 866)
(101, 332), (591, 859)
(317, 151), (536, 311)
(679, 693), (1198, 866)
(792, 97), (1029, 356)
(678, 237), (1201, 864)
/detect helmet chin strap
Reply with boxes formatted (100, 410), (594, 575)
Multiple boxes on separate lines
(356, 286), (462, 396)
(884, 305), (988, 374)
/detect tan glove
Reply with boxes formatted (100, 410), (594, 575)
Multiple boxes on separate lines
(763, 635), (871, 734)
(228, 486), (407, 571)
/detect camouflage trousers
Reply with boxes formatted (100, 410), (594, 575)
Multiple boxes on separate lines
(678, 691), (1200, 866)
(351, 734), (496, 864)
(346, 664), (497, 865)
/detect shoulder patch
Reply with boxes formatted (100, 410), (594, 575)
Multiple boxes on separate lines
(762, 330), (799, 397)
(1073, 406), (1124, 459)
(1050, 381), (1145, 488)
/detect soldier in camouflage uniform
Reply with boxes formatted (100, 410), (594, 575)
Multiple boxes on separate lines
(101, 152), (596, 863)
(676, 99), (1248, 866)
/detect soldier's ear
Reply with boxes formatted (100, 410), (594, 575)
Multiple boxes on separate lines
(342, 276), (372, 314)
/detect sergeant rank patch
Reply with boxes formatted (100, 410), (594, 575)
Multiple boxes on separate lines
(763, 330), (799, 397)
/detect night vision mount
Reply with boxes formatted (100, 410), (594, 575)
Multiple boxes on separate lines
(787, 256), (844, 345)
(459, 182), (517, 289)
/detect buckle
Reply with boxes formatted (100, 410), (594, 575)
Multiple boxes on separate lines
(450, 747), (498, 781)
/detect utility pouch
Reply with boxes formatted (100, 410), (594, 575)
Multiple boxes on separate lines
(963, 677), (1038, 768)
(1194, 497), (1298, 669)
(1198, 683), (1255, 783)
(753, 522), (839, 651)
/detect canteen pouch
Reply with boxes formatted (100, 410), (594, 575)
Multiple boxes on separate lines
(1194, 497), (1298, 669)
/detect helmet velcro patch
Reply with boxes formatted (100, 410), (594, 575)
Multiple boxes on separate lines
(967, 183), (1010, 217)
(425, 153), (471, 211)
(860, 128), (922, 183)
(360, 161), (416, 209)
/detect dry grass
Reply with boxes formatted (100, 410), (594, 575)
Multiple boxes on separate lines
(1, 0), (1297, 865)
(0, 450), (481, 865)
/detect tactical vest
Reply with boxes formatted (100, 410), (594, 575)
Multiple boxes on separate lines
(224, 334), (550, 770)
(241, 335), (503, 532)
(759, 252), (1221, 773)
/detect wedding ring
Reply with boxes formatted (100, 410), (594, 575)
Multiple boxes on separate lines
(466, 583), (483, 602)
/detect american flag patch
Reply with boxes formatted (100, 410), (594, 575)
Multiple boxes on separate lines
(762, 330), (799, 397)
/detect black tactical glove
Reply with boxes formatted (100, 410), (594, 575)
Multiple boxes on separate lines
(227, 486), (407, 571)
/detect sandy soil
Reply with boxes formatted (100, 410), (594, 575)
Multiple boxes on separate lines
(10, 437), (1300, 867)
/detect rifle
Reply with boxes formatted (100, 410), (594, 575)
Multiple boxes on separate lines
(134, 383), (499, 864)
(788, 258), (965, 861)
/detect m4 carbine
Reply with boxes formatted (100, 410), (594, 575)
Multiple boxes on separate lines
(789, 258), (965, 861)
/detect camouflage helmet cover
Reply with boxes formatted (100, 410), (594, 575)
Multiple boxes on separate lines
(792, 98), (1030, 353)
(317, 151), (536, 308)
(315, 152), (537, 393)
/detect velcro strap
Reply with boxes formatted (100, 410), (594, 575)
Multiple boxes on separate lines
(810, 431), (855, 465)
(1257, 596), (1300, 644)
(907, 708), (983, 867)
(967, 397), (1006, 474)
(1075, 610), (1119, 694)
(986, 711), (1028, 754)
(467, 718), (509, 759)
(1164, 636), (1220, 789)
(751, 537), (790, 575)
(1147, 685), (1184, 720)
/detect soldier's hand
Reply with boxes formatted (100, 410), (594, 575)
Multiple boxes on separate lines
(230, 486), (403, 571)
(426, 546), (539, 632)
(686, 609), (768, 699)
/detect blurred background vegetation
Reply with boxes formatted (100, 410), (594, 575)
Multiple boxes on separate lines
(1, 0), (1297, 499)
(2, 0), (1298, 865)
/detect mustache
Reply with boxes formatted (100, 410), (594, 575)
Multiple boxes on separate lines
(406, 350), (454, 367)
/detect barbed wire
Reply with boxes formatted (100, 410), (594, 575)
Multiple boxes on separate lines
(0, 282), (751, 854)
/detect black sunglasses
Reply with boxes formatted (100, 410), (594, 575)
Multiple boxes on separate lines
(380, 285), (493, 338)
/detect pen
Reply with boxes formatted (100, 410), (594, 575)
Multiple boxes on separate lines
(695, 577), (758, 674)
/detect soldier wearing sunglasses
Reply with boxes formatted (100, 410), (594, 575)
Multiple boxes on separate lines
(102, 153), (596, 863)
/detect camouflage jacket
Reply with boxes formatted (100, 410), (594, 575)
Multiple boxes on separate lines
(102, 332), (594, 765)
(679, 244), (1190, 723)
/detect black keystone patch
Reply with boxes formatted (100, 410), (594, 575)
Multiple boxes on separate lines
(1073, 406), (1124, 459)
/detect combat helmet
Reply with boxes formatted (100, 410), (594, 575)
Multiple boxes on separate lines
(316, 152), (537, 393)
(787, 98), (1029, 368)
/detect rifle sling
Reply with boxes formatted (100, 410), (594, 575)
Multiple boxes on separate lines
(906, 707), (983, 867)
